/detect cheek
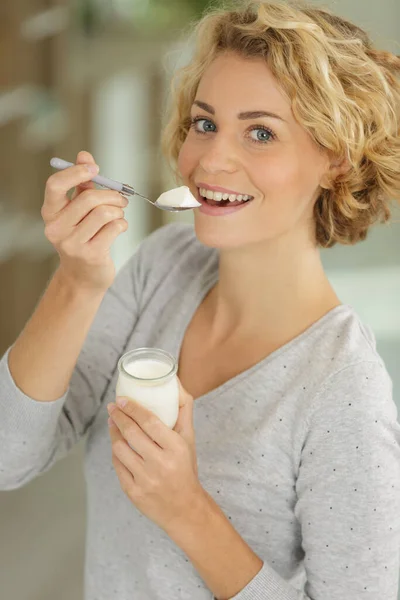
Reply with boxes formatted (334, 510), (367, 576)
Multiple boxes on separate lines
(255, 152), (316, 205)
(177, 140), (195, 180)
(256, 152), (299, 188)
(253, 155), (316, 227)
(248, 157), (295, 214)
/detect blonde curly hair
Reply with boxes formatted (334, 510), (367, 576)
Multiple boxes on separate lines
(161, 0), (400, 247)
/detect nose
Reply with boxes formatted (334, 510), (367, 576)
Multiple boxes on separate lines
(198, 135), (238, 175)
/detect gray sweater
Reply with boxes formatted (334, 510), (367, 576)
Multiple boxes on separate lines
(1, 222), (400, 600)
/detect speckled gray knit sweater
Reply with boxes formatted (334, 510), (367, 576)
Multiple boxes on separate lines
(1, 223), (400, 600)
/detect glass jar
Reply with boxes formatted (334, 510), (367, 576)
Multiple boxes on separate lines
(116, 348), (179, 429)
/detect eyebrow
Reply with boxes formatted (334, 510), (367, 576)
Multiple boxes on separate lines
(192, 100), (287, 123)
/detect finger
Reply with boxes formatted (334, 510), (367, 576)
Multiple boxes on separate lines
(177, 377), (193, 408)
(44, 162), (99, 218)
(174, 377), (194, 433)
(70, 203), (126, 244)
(108, 406), (162, 459)
(67, 190), (128, 229)
(71, 150), (97, 201)
(44, 190), (128, 244)
(77, 150), (95, 163)
(109, 418), (144, 477)
(63, 195), (125, 243)
(115, 397), (174, 449)
(88, 217), (128, 250)
(112, 453), (137, 497)
(173, 385), (195, 441)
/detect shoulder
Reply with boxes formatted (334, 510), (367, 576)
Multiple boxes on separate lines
(313, 359), (392, 413)
(303, 305), (388, 385)
(306, 360), (395, 435)
(311, 304), (382, 366)
(297, 306), (395, 426)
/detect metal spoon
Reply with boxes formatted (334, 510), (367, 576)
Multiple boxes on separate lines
(50, 157), (193, 212)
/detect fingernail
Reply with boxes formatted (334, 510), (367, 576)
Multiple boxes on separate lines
(107, 402), (116, 413)
(86, 164), (99, 174)
(116, 397), (127, 408)
(107, 417), (115, 427)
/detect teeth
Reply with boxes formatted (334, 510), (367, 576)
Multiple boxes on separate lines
(199, 187), (252, 203)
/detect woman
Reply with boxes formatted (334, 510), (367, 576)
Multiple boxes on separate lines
(1, 1), (400, 599)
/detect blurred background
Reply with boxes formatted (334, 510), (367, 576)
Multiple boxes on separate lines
(0, 0), (399, 598)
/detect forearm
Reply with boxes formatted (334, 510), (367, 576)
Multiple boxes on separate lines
(168, 490), (264, 600)
(8, 266), (106, 402)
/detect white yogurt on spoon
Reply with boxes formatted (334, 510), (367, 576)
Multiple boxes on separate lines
(155, 186), (201, 209)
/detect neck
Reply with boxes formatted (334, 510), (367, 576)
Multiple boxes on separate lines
(205, 231), (340, 346)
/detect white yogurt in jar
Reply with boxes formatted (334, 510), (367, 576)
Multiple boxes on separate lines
(116, 349), (179, 429)
(155, 186), (201, 209)
(125, 359), (170, 379)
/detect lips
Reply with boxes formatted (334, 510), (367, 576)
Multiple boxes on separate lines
(195, 187), (253, 217)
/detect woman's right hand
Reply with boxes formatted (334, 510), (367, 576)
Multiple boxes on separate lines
(42, 150), (129, 292)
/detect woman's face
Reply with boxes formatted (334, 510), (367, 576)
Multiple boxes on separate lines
(177, 51), (332, 249)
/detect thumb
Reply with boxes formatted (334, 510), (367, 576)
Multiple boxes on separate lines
(173, 378), (194, 440)
(71, 150), (97, 200)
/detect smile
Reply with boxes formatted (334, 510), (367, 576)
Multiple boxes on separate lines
(199, 187), (253, 204)
(195, 187), (254, 216)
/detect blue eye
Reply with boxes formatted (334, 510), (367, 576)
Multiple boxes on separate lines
(190, 118), (216, 133)
(188, 116), (275, 145)
(249, 127), (274, 143)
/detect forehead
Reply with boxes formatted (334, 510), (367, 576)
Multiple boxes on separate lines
(195, 52), (291, 118)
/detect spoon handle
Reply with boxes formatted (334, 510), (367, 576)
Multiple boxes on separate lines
(50, 157), (139, 196)
(49, 157), (190, 212)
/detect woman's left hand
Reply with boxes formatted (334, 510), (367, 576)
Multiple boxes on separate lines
(107, 380), (206, 534)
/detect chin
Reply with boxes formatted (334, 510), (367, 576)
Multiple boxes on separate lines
(193, 217), (250, 250)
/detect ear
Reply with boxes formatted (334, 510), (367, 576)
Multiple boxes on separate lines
(320, 154), (351, 190)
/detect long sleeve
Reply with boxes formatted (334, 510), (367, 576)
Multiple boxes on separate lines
(226, 360), (400, 600)
(0, 234), (151, 491)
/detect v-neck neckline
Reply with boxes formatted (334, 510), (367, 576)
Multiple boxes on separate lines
(171, 252), (351, 405)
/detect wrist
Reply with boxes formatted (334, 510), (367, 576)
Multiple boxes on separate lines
(167, 489), (264, 600)
(166, 486), (215, 545)
(53, 266), (108, 301)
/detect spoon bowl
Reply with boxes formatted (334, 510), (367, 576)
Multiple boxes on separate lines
(122, 185), (195, 212)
